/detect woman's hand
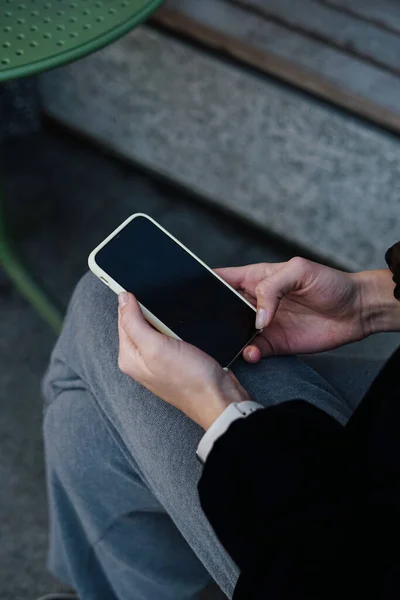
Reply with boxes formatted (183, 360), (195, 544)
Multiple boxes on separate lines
(217, 258), (394, 362)
(118, 292), (249, 429)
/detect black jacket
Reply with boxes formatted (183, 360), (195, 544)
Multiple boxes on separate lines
(198, 347), (400, 599)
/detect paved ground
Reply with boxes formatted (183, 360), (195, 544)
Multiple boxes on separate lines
(1, 128), (398, 600)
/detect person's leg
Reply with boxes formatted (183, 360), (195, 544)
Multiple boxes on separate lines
(44, 386), (211, 600)
(302, 354), (384, 413)
(43, 273), (355, 599)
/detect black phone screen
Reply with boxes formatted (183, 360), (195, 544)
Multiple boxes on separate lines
(96, 216), (257, 366)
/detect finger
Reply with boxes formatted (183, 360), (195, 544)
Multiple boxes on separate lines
(243, 290), (256, 305)
(118, 316), (141, 378)
(117, 302), (142, 378)
(216, 263), (284, 293)
(255, 257), (310, 329)
(118, 306), (139, 355)
(243, 336), (276, 362)
(243, 344), (262, 363)
(118, 292), (163, 350)
(215, 266), (253, 290)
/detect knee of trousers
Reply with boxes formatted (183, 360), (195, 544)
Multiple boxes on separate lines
(43, 390), (158, 537)
(43, 391), (102, 493)
(43, 271), (120, 396)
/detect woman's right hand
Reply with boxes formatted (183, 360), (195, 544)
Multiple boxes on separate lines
(217, 258), (399, 363)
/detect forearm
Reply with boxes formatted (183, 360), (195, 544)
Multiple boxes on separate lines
(353, 269), (400, 335)
(198, 402), (355, 581)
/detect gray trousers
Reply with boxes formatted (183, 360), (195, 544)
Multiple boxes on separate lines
(42, 273), (383, 600)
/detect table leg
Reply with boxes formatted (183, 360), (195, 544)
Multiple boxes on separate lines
(0, 180), (63, 333)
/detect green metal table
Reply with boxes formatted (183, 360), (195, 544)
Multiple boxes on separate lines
(0, 0), (163, 331)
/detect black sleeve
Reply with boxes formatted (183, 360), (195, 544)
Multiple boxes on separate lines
(345, 347), (400, 591)
(198, 400), (361, 600)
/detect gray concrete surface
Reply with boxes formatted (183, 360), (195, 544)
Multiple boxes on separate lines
(41, 26), (400, 271)
(165, 0), (400, 115)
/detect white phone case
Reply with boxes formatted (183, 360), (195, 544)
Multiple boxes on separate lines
(88, 213), (257, 367)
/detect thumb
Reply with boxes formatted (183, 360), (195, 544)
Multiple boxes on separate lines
(255, 257), (310, 329)
(118, 292), (161, 348)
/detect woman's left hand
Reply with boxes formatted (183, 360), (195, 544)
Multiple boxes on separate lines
(118, 292), (249, 430)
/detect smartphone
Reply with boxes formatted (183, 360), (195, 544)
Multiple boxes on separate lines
(88, 213), (258, 368)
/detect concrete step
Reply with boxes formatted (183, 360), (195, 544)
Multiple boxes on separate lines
(156, 0), (400, 132)
(40, 25), (400, 270)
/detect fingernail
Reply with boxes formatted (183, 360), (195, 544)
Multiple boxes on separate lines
(119, 292), (129, 308)
(247, 348), (256, 362)
(256, 308), (266, 330)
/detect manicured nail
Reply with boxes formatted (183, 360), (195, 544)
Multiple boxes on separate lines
(119, 292), (129, 308)
(256, 308), (266, 330)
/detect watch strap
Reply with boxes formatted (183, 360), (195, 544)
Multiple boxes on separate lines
(196, 401), (263, 464)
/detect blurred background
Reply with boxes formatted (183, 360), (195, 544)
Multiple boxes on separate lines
(1, 0), (400, 598)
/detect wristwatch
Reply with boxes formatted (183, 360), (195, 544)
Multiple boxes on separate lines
(196, 401), (264, 464)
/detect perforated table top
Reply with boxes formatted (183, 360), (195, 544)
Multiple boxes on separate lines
(0, 0), (163, 81)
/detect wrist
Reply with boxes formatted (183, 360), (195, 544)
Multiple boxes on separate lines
(195, 397), (232, 431)
(353, 269), (400, 335)
(196, 376), (250, 430)
(191, 370), (250, 430)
